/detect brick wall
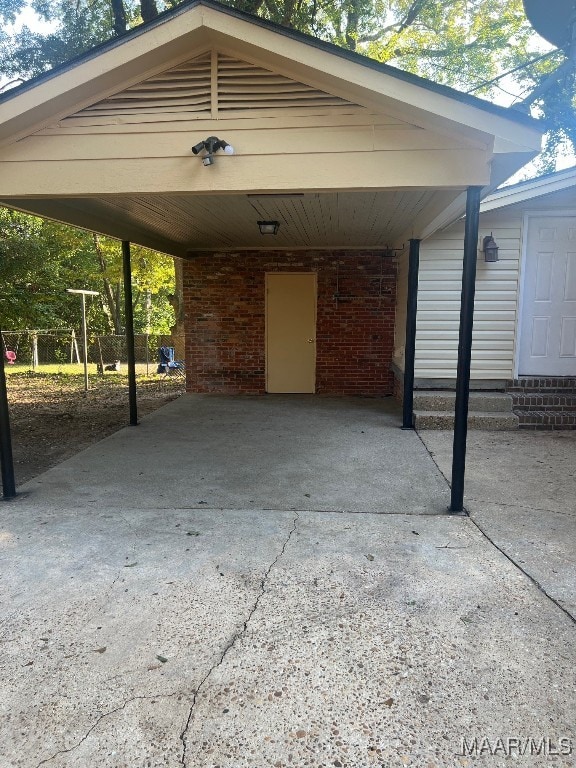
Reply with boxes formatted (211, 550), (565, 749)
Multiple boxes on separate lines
(183, 250), (396, 395)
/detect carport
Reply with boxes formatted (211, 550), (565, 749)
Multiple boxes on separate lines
(0, 0), (542, 510)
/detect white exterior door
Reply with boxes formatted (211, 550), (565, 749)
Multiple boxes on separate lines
(519, 215), (576, 376)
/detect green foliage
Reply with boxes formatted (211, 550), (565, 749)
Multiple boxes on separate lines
(0, 0), (573, 336)
(0, 208), (86, 329)
(1, 0), (573, 165)
(0, 208), (175, 333)
(364, 0), (529, 88)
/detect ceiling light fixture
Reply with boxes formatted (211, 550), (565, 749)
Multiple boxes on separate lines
(258, 220), (280, 235)
(191, 136), (234, 166)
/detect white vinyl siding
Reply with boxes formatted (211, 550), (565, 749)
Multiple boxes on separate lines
(414, 212), (522, 380)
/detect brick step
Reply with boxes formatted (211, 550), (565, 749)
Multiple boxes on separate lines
(413, 391), (513, 413)
(517, 411), (576, 430)
(507, 377), (576, 394)
(512, 394), (576, 411)
(413, 410), (519, 431)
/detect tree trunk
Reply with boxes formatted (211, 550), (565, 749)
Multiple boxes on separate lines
(140, 0), (159, 22)
(93, 234), (123, 335)
(169, 257), (185, 359)
(110, 0), (128, 35)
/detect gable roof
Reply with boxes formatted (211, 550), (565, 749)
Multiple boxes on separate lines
(0, 0), (545, 254)
(0, 0), (541, 153)
(481, 166), (576, 212)
(0, 0), (539, 129)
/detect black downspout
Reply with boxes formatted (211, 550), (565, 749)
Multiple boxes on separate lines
(450, 186), (482, 512)
(0, 328), (16, 498)
(122, 241), (138, 426)
(402, 239), (421, 429)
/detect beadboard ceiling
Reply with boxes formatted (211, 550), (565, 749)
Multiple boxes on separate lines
(0, 2), (542, 258)
(7, 190), (457, 255)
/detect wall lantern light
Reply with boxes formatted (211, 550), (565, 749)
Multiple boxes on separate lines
(191, 136), (234, 166)
(482, 233), (499, 262)
(258, 220), (280, 235)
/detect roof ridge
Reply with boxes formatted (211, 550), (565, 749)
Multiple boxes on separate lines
(0, 0), (541, 129)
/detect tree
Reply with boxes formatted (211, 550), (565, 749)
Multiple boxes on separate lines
(0, 0), (573, 165)
(0, 0), (573, 337)
(0, 208), (175, 334)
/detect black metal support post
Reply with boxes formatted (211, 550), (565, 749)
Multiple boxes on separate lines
(402, 238), (421, 429)
(122, 241), (138, 426)
(0, 327), (16, 498)
(450, 186), (482, 512)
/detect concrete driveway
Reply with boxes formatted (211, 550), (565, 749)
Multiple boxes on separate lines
(1, 395), (574, 767)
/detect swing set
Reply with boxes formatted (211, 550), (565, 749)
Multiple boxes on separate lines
(2, 329), (79, 368)
(3, 336), (18, 364)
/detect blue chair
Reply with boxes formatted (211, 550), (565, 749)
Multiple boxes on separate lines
(157, 346), (185, 377)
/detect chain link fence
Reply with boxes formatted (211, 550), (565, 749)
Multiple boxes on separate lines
(2, 330), (185, 375)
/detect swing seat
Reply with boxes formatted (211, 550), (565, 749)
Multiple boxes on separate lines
(5, 350), (16, 364)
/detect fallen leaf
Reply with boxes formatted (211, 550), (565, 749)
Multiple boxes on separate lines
(124, 562), (138, 568)
(384, 697), (394, 707)
(156, 655), (168, 663)
(366, 554), (375, 561)
(93, 647), (107, 654)
(304, 493), (311, 498)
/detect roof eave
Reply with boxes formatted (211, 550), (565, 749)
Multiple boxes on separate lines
(481, 166), (576, 212)
(0, 0), (542, 152)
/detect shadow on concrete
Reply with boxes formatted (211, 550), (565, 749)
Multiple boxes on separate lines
(20, 395), (451, 515)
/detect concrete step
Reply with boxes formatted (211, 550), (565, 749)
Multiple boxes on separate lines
(413, 410), (519, 431)
(413, 390), (514, 413)
(517, 411), (576, 430)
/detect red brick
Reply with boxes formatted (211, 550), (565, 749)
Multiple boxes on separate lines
(183, 250), (397, 395)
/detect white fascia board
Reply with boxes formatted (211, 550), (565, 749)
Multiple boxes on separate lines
(481, 167), (576, 213)
(417, 152), (540, 241)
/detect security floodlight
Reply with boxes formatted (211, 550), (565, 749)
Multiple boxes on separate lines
(191, 137), (234, 165)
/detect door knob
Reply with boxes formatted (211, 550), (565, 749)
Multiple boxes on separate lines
(307, 339), (316, 343)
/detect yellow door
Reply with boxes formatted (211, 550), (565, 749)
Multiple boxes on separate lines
(266, 273), (317, 393)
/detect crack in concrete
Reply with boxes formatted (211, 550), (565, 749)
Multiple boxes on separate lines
(178, 511), (299, 767)
(34, 691), (181, 767)
(469, 517), (576, 626)
(415, 433), (576, 623)
(466, 496), (576, 518)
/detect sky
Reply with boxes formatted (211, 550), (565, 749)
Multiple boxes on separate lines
(4, 4), (58, 33)
(2, 3), (574, 177)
